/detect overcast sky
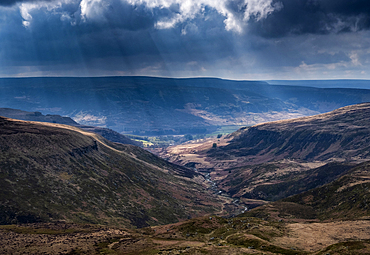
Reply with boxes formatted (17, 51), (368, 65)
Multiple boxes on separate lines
(1, 0), (370, 79)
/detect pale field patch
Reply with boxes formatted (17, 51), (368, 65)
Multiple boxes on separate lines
(273, 220), (370, 252)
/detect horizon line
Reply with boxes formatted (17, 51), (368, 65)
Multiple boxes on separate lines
(0, 75), (370, 82)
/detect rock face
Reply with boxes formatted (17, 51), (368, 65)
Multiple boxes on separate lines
(211, 103), (370, 164)
(0, 117), (221, 228)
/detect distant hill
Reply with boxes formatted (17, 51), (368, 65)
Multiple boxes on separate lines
(267, 79), (370, 89)
(0, 108), (141, 146)
(1, 76), (370, 135)
(0, 117), (221, 228)
(0, 108), (78, 125)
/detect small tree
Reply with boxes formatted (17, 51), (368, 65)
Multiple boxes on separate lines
(184, 134), (193, 140)
(212, 143), (217, 148)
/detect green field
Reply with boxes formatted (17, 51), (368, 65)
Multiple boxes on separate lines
(125, 125), (248, 148)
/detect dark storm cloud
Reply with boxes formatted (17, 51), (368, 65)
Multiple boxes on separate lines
(0, 1), (237, 76)
(14, 2), (231, 60)
(249, 0), (370, 37)
(319, 0), (370, 15)
(0, 0), (55, 6)
(0, 0), (369, 78)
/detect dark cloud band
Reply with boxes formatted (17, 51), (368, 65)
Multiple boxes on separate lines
(249, 0), (370, 37)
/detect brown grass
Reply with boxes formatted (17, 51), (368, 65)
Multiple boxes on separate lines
(273, 220), (370, 252)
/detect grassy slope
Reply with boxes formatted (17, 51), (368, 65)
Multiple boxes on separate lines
(0, 117), (221, 228)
